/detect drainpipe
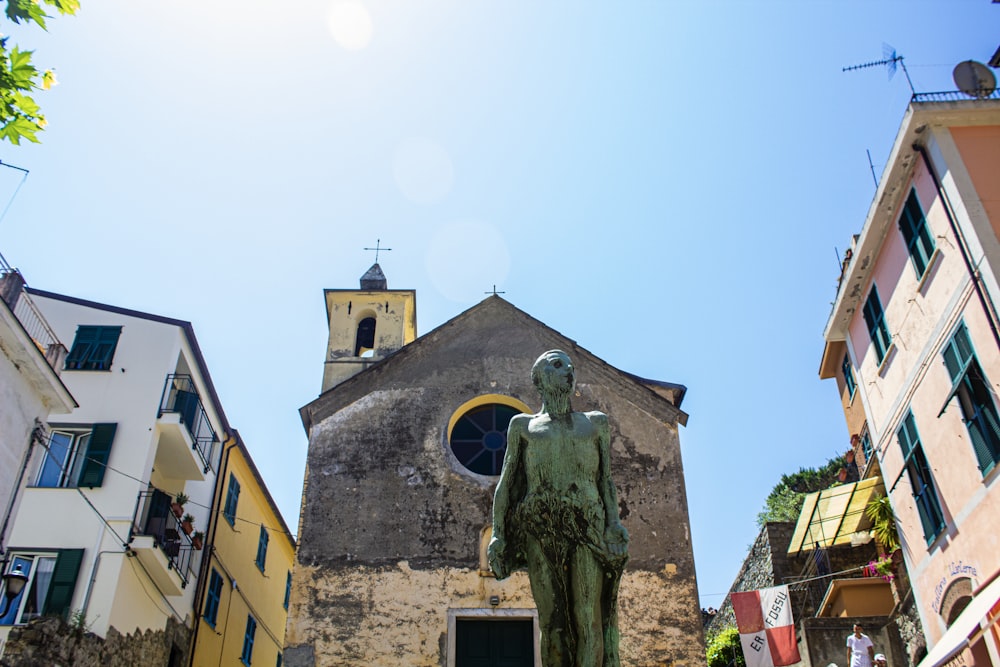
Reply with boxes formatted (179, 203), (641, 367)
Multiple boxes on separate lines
(913, 143), (1000, 350)
(186, 432), (238, 667)
(80, 549), (124, 621)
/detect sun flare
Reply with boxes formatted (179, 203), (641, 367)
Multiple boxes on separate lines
(328, 2), (373, 51)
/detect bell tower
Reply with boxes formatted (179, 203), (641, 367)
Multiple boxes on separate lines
(321, 263), (417, 392)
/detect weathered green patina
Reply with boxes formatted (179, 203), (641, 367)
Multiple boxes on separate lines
(489, 350), (629, 667)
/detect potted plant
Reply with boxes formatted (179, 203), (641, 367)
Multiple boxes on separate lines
(181, 514), (195, 535)
(171, 493), (189, 518)
(191, 531), (204, 550)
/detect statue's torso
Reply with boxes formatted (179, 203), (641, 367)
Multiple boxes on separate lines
(521, 411), (602, 505)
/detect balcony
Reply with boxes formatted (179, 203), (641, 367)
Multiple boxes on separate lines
(0, 261), (68, 372)
(129, 489), (196, 596)
(154, 374), (219, 480)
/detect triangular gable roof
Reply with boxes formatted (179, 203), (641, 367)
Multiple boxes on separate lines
(27, 287), (232, 436)
(301, 295), (687, 432)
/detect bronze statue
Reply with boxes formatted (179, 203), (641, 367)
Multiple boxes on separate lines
(489, 350), (629, 667)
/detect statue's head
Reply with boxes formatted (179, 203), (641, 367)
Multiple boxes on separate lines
(531, 350), (576, 397)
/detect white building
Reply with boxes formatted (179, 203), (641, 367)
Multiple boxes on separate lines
(0, 265), (76, 569)
(0, 289), (230, 657)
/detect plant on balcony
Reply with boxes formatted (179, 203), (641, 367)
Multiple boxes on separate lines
(171, 492), (189, 518)
(181, 513), (195, 535)
(192, 531), (204, 550)
(865, 493), (900, 554)
(865, 555), (896, 582)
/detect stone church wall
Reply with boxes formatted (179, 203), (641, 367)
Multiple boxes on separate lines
(288, 302), (705, 666)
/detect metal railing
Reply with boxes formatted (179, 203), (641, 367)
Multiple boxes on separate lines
(130, 488), (196, 588)
(0, 255), (67, 372)
(157, 374), (219, 473)
(912, 89), (1000, 103)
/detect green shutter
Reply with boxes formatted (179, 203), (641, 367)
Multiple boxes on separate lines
(91, 327), (122, 370)
(65, 327), (98, 369)
(966, 389), (1000, 474)
(42, 549), (84, 619)
(77, 423), (117, 487)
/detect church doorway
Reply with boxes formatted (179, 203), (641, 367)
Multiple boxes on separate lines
(455, 619), (534, 667)
(447, 609), (539, 667)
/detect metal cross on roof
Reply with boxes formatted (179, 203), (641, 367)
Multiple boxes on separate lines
(363, 239), (393, 263)
(485, 285), (506, 296)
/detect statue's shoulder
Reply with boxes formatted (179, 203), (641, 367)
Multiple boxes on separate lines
(508, 413), (532, 433)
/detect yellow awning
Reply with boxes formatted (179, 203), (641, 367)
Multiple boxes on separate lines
(787, 477), (884, 556)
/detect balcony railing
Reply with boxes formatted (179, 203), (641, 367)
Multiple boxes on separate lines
(157, 374), (219, 473)
(0, 257), (67, 371)
(130, 488), (196, 589)
(912, 89), (1000, 103)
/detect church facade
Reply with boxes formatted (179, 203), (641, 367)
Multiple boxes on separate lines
(284, 266), (704, 667)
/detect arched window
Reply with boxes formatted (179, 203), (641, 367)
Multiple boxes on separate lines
(450, 403), (521, 476)
(354, 317), (376, 357)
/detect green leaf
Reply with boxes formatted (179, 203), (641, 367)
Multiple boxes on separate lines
(43, 0), (79, 15)
(5, 0), (49, 28)
(1, 116), (42, 144)
(9, 47), (39, 90)
(11, 91), (40, 117)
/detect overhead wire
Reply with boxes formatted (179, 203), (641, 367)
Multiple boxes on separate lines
(33, 433), (296, 542)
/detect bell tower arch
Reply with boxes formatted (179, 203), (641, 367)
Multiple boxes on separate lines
(321, 263), (416, 392)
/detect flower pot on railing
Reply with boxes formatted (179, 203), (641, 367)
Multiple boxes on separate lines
(192, 532), (204, 550)
(181, 514), (195, 536)
(171, 493), (189, 518)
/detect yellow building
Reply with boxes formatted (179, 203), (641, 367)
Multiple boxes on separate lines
(190, 433), (296, 667)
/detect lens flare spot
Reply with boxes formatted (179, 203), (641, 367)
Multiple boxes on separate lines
(328, 2), (373, 51)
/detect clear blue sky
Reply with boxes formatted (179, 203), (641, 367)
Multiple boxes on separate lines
(1, 0), (996, 611)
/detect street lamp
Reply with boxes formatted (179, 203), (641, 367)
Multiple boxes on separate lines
(0, 562), (28, 618)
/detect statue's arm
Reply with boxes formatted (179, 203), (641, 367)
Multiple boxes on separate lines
(593, 412), (629, 554)
(489, 414), (527, 579)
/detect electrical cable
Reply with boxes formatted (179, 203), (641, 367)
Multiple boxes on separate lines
(34, 436), (295, 542)
(0, 160), (28, 227)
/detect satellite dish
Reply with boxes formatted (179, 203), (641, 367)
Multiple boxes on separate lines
(953, 60), (996, 99)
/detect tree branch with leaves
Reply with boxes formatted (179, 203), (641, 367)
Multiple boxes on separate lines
(0, 0), (79, 144)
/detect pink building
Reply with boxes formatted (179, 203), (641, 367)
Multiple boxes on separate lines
(821, 96), (1000, 667)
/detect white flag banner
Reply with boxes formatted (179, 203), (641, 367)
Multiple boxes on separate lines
(731, 585), (801, 667)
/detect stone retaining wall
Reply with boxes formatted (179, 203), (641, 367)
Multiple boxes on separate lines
(0, 616), (189, 667)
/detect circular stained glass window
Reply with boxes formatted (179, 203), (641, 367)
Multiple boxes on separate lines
(450, 403), (521, 476)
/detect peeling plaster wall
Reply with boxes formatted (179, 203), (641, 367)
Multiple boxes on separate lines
(289, 300), (703, 666)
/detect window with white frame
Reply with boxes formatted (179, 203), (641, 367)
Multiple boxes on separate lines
(0, 550), (83, 625)
(36, 424), (117, 488)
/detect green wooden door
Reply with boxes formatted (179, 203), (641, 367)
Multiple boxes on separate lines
(456, 619), (534, 667)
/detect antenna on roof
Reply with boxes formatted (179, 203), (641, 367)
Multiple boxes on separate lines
(843, 43), (915, 95)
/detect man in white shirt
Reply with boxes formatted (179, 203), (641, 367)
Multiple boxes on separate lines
(846, 624), (875, 667)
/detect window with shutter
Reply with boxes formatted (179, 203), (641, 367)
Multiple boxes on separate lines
(941, 322), (1000, 475)
(863, 287), (892, 364)
(77, 423), (117, 487)
(42, 549), (84, 619)
(898, 412), (945, 544)
(898, 189), (936, 277)
(65, 326), (122, 371)
(37, 424), (116, 488)
(224, 474), (241, 526)
(204, 569), (223, 627)
(241, 615), (257, 665)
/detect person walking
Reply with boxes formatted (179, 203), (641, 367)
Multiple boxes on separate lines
(847, 624), (875, 667)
